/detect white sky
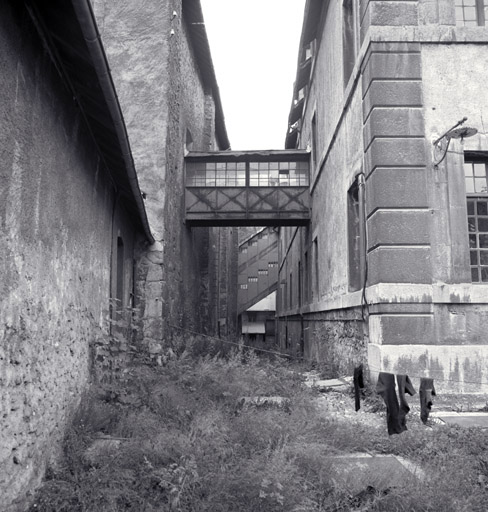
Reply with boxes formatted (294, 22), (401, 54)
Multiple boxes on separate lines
(200, 0), (306, 151)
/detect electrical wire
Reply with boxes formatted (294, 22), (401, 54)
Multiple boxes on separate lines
(168, 324), (488, 387)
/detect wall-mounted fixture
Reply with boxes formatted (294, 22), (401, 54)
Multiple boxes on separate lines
(433, 117), (478, 166)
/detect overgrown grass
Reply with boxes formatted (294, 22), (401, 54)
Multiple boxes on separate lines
(30, 341), (488, 511)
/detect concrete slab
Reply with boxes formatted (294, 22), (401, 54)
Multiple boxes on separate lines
(304, 378), (351, 391)
(327, 453), (423, 494)
(433, 412), (488, 428)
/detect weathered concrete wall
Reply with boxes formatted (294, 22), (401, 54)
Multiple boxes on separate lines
(0, 4), (139, 509)
(93, 0), (238, 346)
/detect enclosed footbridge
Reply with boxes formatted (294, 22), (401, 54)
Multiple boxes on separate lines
(185, 150), (310, 227)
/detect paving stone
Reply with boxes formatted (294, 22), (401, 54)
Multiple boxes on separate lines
(433, 412), (488, 428)
(305, 378), (351, 391)
(327, 454), (423, 494)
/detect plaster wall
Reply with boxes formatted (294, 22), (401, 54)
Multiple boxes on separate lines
(0, 4), (139, 509)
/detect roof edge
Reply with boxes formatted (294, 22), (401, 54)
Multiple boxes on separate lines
(183, 0), (230, 150)
(71, 0), (155, 244)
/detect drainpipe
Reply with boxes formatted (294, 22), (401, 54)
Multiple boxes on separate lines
(358, 172), (367, 316)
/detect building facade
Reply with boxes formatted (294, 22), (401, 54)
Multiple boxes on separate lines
(0, 1), (153, 508)
(238, 227), (279, 344)
(279, 0), (488, 391)
(91, 0), (238, 348)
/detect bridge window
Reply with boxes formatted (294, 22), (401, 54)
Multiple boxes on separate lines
(186, 161), (246, 186)
(258, 269), (268, 275)
(187, 159), (309, 187)
(248, 277), (258, 283)
(249, 161), (309, 187)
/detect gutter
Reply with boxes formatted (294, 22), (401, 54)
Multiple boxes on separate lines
(71, 0), (155, 244)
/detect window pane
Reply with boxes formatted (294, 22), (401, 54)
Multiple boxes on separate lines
(479, 218), (488, 232)
(468, 201), (475, 215)
(466, 178), (475, 193)
(480, 234), (488, 248)
(472, 267), (480, 282)
(474, 163), (486, 176)
(481, 268), (488, 282)
(475, 178), (487, 193)
(478, 201), (488, 215)
(464, 6), (477, 20)
(456, 6), (465, 21)
(480, 251), (488, 265)
(471, 251), (479, 265)
(464, 163), (474, 177)
(468, 217), (476, 231)
(470, 234), (477, 247)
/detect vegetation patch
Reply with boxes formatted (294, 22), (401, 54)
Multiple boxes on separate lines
(31, 339), (488, 511)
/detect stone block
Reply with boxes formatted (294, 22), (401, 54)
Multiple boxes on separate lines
(369, 313), (435, 345)
(367, 167), (428, 215)
(363, 108), (424, 149)
(367, 210), (430, 249)
(368, 246), (431, 284)
(361, 3), (419, 43)
(327, 454), (422, 494)
(362, 53), (422, 94)
(362, 80), (423, 119)
(369, 1), (419, 26)
(364, 138), (427, 176)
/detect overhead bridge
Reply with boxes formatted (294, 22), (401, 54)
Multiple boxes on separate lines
(185, 150), (310, 226)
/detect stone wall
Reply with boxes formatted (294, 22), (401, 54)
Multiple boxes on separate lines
(0, 3), (141, 509)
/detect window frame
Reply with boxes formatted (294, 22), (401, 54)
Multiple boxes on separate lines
(465, 158), (488, 283)
(455, 0), (487, 26)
